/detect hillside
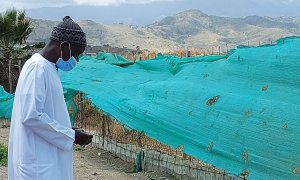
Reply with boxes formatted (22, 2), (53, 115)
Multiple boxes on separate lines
(28, 9), (299, 50)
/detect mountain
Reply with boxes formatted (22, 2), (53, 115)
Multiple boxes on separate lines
(25, 2), (195, 26)
(146, 9), (299, 48)
(27, 9), (300, 51)
(24, 0), (300, 25)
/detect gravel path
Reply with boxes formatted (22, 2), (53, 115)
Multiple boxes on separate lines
(0, 127), (174, 180)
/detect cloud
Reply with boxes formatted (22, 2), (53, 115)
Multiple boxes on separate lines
(0, 0), (180, 12)
(0, 0), (72, 12)
(73, 0), (180, 6)
(73, 0), (123, 6)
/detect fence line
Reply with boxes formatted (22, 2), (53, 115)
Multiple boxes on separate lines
(122, 40), (280, 60)
(74, 93), (246, 180)
(91, 134), (243, 180)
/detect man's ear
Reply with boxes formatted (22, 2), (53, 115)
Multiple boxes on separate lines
(60, 41), (70, 60)
(60, 41), (69, 50)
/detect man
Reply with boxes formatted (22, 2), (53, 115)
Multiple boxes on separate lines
(8, 16), (93, 180)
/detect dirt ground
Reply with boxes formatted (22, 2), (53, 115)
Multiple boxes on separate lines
(0, 127), (175, 180)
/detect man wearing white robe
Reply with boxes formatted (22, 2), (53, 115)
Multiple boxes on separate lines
(8, 16), (92, 180)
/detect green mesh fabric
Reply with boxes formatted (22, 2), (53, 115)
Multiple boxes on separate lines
(1, 36), (300, 179)
(95, 52), (135, 66)
(0, 86), (78, 125)
(0, 86), (13, 119)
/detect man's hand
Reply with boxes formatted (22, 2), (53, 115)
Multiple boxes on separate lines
(73, 129), (93, 145)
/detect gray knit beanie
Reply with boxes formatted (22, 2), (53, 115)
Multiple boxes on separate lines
(50, 16), (86, 47)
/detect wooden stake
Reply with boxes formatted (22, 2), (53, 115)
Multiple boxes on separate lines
(18, 60), (21, 74)
(8, 59), (12, 93)
(226, 44), (229, 54)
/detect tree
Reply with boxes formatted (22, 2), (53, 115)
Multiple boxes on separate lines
(0, 9), (33, 93)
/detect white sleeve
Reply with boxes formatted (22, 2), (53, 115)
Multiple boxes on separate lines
(20, 63), (75, 151)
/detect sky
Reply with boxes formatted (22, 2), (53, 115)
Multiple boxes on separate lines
(1, 0), (300, 24)
(1, 0), (179, 10)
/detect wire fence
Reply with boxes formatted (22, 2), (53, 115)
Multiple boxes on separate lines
(114, 39), (282, 60)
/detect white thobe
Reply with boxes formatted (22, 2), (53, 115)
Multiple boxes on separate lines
(8, 53), (75, 180)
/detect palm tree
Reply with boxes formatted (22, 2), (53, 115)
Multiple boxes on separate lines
(0, 9), (33, 93)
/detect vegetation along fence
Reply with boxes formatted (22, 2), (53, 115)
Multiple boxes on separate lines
(73, 93), (246, 180)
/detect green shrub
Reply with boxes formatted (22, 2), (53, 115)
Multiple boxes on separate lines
(0, 143), (8, 166)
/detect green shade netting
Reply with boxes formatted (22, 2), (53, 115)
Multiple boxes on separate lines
(0, 86), (13, 119)
(0, 87), (78, 125)
(95, 52), (135, 66)
(1, 36), (300, 179)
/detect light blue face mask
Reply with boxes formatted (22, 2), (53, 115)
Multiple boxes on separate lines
(56, 43), (78, 71)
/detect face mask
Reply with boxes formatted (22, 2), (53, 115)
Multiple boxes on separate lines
(56, 43), (78, 71)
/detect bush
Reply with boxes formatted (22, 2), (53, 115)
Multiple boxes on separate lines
(0, 143), (8, 166)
